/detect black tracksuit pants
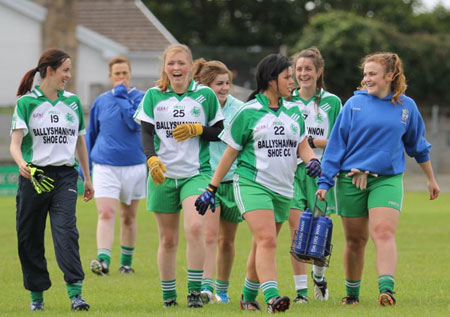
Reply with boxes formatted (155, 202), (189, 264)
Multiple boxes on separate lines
(16, 166), (84, 291)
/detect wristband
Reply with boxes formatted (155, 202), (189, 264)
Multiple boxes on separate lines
(207, 183), (218, 194)
(308, 135), (316, 149)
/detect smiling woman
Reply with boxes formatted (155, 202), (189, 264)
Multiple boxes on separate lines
(317, 52), (440, 306)
(134, 44), (224, 308)
(10, 48), (93, 312)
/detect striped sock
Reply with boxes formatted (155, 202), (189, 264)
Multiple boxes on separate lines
(216, 279), (229, 293)
(345, 279), (361, 298)
(378, 275), (395, 293)
(161, 279), (177, 301)
(30, 291), (43, 303)
(260, 280), (280, 304)
(187, 270), (203, 293)
(120, 246), (134, 267)
(312, 265), (326, 282)
(97, 248), (111, 267)
(66, 280), (82, 300)
(201, 278), (214, 292)
(293, 274), (308, 297)
(242, 278), (260, 302)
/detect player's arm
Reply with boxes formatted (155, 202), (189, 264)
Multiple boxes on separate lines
(114, 85), (141, 131)
(419, 161), (440, 200)
(76, 136), (94, 202)
(210, 145), (239, 187)
(173, 120), (224, 142)
(195, 145), (239, 215)
(200, 120), (224, 141)
(298, 137), (316, 163)
(141, 121), (167, 185)
(10, 129), (30, 179)
(298, 137), (322, 178)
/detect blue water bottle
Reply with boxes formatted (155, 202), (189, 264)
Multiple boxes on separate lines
(324, 217), (333, 257)
(294, 209), (313, 255)
(307, 215), (329, 258)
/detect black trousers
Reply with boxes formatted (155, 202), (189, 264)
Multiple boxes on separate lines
(16, 166), (84, 291)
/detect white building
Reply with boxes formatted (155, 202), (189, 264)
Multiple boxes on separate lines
(0, 0), (178, 108)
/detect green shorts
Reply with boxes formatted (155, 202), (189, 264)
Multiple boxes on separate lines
(290, 163), (336, 215)
(336, 172), (404, 218)
(147, 174), (210, 213)
(216, 181), (243, 223)
(233, 174), (291, 223)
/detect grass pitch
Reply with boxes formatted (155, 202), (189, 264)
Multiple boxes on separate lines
(0, 192), (449, 316)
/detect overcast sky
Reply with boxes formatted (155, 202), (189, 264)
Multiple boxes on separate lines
(420, 0), (450, 11)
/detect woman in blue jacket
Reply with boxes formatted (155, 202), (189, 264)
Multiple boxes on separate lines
(85, 56), (146, 276)
(317, 52), (440, 306)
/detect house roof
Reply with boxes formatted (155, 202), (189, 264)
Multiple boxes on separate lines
(77, 0), (177, 52)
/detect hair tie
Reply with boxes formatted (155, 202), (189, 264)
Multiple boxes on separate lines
(34, 67), (39, 73)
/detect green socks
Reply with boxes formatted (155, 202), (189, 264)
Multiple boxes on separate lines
(378, 275), (395, 293)
(187, 269), (203, 293)
(260, 280), (280, 304)
(66, 281), (82, 300)
(161, 279), (177, 300)
(97, 248), (111, 267)
(216, 279), (229, 293)
(345, 279), (361, 298)
(242, 278), (259, 301)
(30, 291), (43, 303)
(120, 246), (134, 267)
(201, 278), (214, 292)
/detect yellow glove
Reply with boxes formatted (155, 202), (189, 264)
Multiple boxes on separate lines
(147, 156), (167, 185)
(345, 168), (378, 190)
(27, 163), (55, 194)
(172, 123), (203, 142)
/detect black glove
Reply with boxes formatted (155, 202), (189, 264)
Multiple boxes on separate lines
(305, 158), (322, 178)
(195, 184), (217, 215)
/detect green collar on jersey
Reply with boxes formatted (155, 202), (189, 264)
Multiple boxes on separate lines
(291, 88), (323, 104)
(256, 93), (285, 115)
(33, 86), (65, 105)
(166, 79), (197, 99)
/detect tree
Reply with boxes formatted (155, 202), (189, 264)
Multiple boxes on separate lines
(292, 10), (450, 107)
(143, 0), (310, 47)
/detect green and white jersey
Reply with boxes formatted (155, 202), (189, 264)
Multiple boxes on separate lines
(11, 86), (85, 166)
(134, 80), (223, 178)
(291, 88), (341, 162)
(221, 94), (306, 198)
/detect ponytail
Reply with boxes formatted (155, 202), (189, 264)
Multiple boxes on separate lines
(360, 52), (407, 105)
(16, 68), (39, 97)
(247, 90), (259, 102)
(16, 48), (70, 97)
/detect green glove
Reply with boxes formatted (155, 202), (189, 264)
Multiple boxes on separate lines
(27, 163), (55, 194)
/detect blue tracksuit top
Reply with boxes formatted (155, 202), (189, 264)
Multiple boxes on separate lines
(318, 89), (431, 190)
(86, 85), (146, 167)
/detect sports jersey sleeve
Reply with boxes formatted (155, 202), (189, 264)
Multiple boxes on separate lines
(318, 100), (352, 190)
(11, 99), (29, 135)
(133, 88), (155, 124)
(75, 96), (86, 135)
(402, 101), (430, 163)
(327, 96), (342, 133)
(202, 87), (223, 127)
(220, 107), (251, 151)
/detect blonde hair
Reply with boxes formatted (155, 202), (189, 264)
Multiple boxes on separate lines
(192, 58), (233, 87)
(156, 44), (193, 91)
(359, 52), (407, 105)
(108, 56), (131, 73)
